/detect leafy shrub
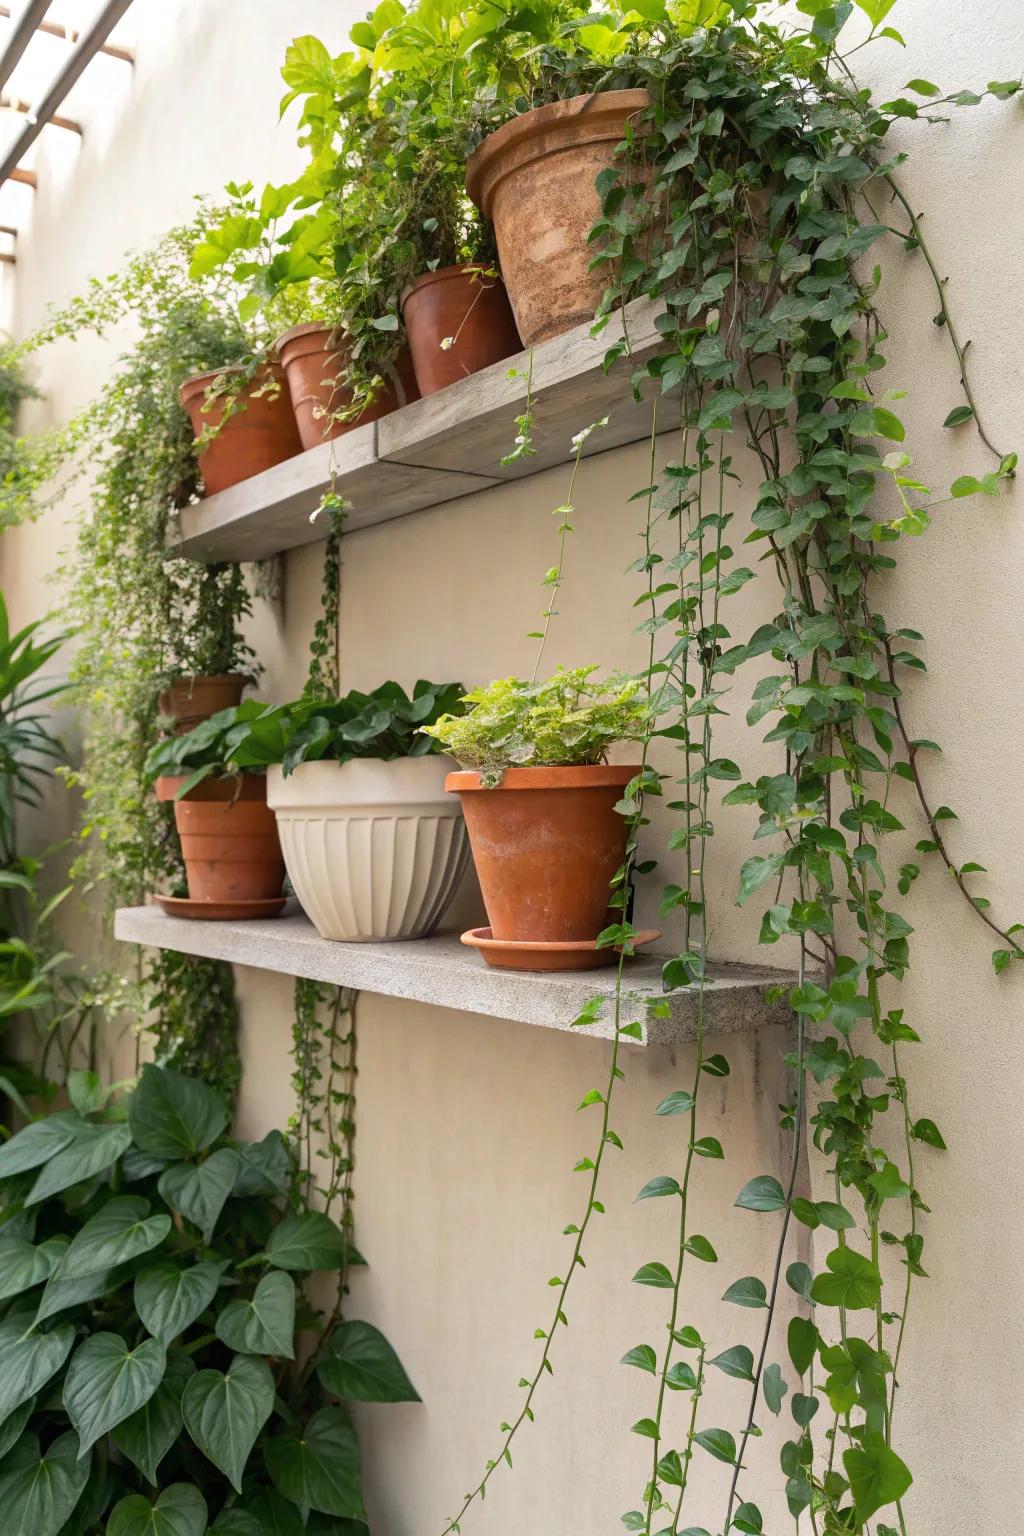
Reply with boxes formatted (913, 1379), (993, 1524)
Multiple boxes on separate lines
(0, 1063), (416, 1533)
(421, 667), (651, 785)
(146, 681), (466, 794)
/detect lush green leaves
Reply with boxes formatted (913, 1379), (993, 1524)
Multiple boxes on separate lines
(107, 1484), (208, 1536)
(265, 1407), (365, 1519)
(215, 1272), (296, 1359)
(263, 1209), (349, 1271)
(64, 1332), (167, 1455)
(129, 1066), (228, 1161)
(183, 1355), (274, 1492)
(111, 1353), (195, 1485)
(735, 1176), (787, 1212)
(844, 1436), (913, 1518)
(317, 1321), (420, 1402)
(61, 1197), (170, 1280)
(0, 1314), (75, 1421)
(158, 1150), (239, 1244)
(811, 1247), (883, 1310)
(135, 1261), (226, 1346)
(0, 1430), (91, 1536)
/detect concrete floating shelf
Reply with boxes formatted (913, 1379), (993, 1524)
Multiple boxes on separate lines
(114, 905), (795, 1047)
(172, 298), (669, 563)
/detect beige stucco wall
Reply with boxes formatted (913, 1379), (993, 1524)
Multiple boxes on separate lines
(0, 1), (1021, 1530)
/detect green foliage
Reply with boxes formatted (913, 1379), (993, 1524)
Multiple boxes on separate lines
(0, 1063), (413, 1533)
(422, 667), (650, 783)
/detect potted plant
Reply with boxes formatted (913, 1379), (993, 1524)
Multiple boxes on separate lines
(144, 701), (285, 919)
(157, 564), (258, 733)
(228, 680), (470, 942)
(422, 668), (653, 971)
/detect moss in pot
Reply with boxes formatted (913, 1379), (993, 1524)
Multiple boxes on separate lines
(422, 668), (654, 970)
(227, 680), (470, 943)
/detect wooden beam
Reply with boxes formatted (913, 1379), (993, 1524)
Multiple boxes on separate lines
(10, 167), (35, 188)
(0, 5), (133, 63)
(1, 93), (82, 133)
(0, 252), (14, 265)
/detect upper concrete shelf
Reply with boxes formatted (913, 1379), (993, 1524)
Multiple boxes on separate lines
(172, 299), (669, 563)
(114, 904), (795, 1048)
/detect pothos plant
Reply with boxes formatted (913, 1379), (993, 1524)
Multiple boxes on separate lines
(429, 2), (1021, 1535)
(0, 1061), (417, 1534)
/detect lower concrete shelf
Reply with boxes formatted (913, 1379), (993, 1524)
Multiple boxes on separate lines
(115, 905), (795, 1047)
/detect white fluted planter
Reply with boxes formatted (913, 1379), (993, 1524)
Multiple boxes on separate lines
(266, 756), (469, 942)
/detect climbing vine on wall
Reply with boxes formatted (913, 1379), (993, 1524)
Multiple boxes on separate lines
(439, 4), (1020, 1534)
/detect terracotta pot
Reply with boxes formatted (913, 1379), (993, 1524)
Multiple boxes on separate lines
(267, 756), (468, 941)
(158, 674), (249, 736)
(401, 265), (522, 397)
(276, 322), (420, 449)
(156, 774), (284, 904)
(180, 364), (302, 497)
(466, 90), (651, 346)
(446, 764), (639, 943)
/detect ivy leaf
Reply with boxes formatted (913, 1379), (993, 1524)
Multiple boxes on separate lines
(266, 1406), (365, 1519)
(621, 1344), (657, 1373)
(693, 1427), (737, 1464)
(811, 1247), (882, 1310)
(317, 1320), (419, 1403)
(762, 1362), (788, 1415)
(791, 1391), (819, 1426)
(735, 1176), (787, 1212)
(788, 1316), (818, 1375)
(786, 1262), (814, 1301)
(231, 1132), (291, 1198)
(0, 1314), (75, 1421)
(134, 1261), (226, 1346)
(0, 1115), (79, 1178)
(843, 1435), (913, 1518)
(26, 1123), (132, 1206)
(111, 1351), (195, 1486)
(0, 1237), (66, 1302)
(733, 1502), (764, 1534)
(0, 1430), (91, 1535)
(722, 1276), (767, 1309)
(216, 1272), (296, 1360)
(911, 1117), (946, 1149)
(708, 1345), (754, 1381)
(636, 1176), (682, 1201)
(129, 1065), (227, 1161)
(264, 1209), (349, 1271)
(107, 1484), (208, 1536)
(64, 1331), (167, 1456)
(738, 854), (785, 905)
(61, 1197), (170, 1281)
(654, 1091), (694, 1116)
(633, 1262), (674, 1288)
(684, 1234), (717, 1262)
(158, 1150), (240, 1244)
(183, 1355), (274, 1492)
(942, 404), (973, 427)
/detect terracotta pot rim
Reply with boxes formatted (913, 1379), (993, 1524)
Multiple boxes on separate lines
(155, 772), (266, 803)
(160, 672), (251, 689)
(401, 263), (503, 309)
(467, 89), (652, 216)
(179, 361), (282, 402)
(447, 763), (640, 792)
(274, 320), (346, 351)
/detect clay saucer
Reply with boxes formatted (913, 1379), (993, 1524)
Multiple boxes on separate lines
(461, 926), (660, 972)
(156, 894), (287, 922)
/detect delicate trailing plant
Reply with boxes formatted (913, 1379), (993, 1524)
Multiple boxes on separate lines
(0, 1061), (417, 1533)
(423, 667), (650, 785)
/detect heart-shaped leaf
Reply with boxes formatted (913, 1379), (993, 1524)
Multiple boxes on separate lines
(231, 1131), (290, 1198)
(266, 1406), (365, 1518)
(264, 1210), (348, 1271)
(0, 1114), (80, 1178)
(107, 1483), (208, 1536)
(0, 1430), (91, 1535)
(134, 1261), (226, 1346)
(60, 1197), (170, 1280)
(64, 1331), (167, 1456)
(158, 1150), (239, 1244)
(215, 1271), (295, 1358)
(238, 1491), (305, 1535)
(26, 1123), (132, 1206)
(112, 1351), (194, 1485)
(35, 1261), (132, 1325)
(129, 1065), (227, 1161)
(183, 1354), (274, 1492)
(0, 1237), (67, 1301)
(317, 1321), (419, 1402)
(0, 1394), (35, 1461)
(0, 1313), (75, 1421)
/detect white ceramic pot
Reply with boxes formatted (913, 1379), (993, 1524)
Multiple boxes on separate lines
(266, 755), (469, 942)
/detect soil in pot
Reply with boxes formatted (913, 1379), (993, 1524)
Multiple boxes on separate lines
(157, 674), (249, 736)
(401, 264), (522, 396)
(447, 763), (639, 965)
(267, 756), (468, 942)
(180, 363), (302, 497)
(276, 322), (420, 450)
(466, 90), (652, 347)
(156, 774), (284, 909)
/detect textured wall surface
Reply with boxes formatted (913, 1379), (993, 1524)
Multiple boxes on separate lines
(1, 1), (1022, 1530)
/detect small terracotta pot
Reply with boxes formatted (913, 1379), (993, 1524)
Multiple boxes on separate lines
(158, 675), (249, 736)
(401, 265), (522, 397)
(446, 764), (639, 944)
(466, 90), (652, 347)
(156, 774), (284, 904)
(180, 364), (302, 497)
(276, 322), (420, 449)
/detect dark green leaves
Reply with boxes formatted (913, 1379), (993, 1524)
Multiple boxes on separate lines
(158, 1150), (239, 1243)
(63, 1331), (167, 1455)
(621, 1344), (657, 1374)
(635, 1176), (682, 1201)
(0, 1430), (91, 1536)
(129, 1065), (228, 1161)
(61, 1197), (170, 1280)
(266, 1407), (365, 1519)
(107, 1484), (208, 1536)
(708, 1345), (753, 1381)
(811, 1247), (882, 1310)
(738, 854), (785, 905)
(693, 1427), (736, 1464)
(654, 1090), (694, 1116)
(0, 1237), (66, 1301)
(735, 1176), (787, 1212)
(135, 1261), (226, 1346)
(264, 1209), (348, 1271)
(26, 1123), (131, 1206)
(722, 1276), (767, 1309)
(216, 1272), (295, 1359)
(0, 1314), (75, 1421)
(0, 1115), (78, 1178)
(762, 1362), (788, 1415)
(317, 1321), (419, 1402)
(111, 1352), (194, 1485)
(633, 1262), (674, 1288)
(788, 1316), (818, 1376)
(183, 1355), (274, 1492)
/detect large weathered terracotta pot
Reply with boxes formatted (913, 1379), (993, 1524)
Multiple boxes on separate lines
(276, 322), (420, 449)
(401, 264), (522, 397)
(267, 756), (468, 941)
(158, 675), (249, 736)
(466, 90), (651, 346)
(180, 364), (302, 496)
(446, 764), (638, 946)
(156, 774), (284, 904)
